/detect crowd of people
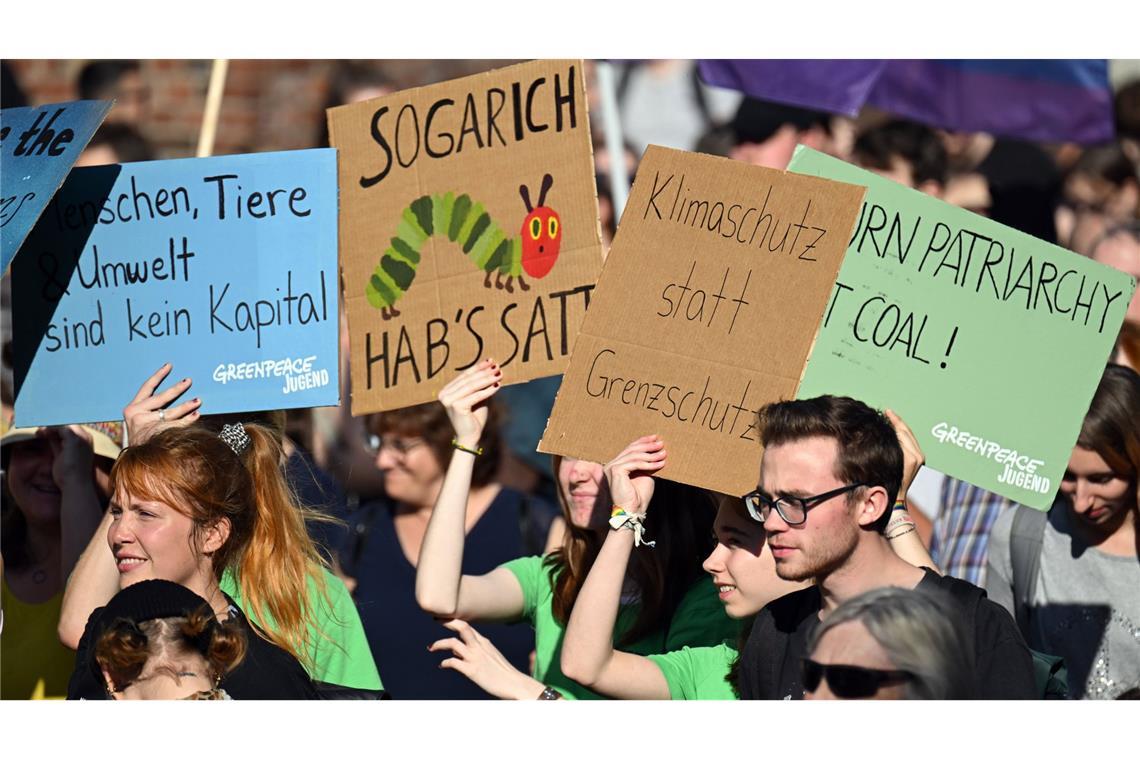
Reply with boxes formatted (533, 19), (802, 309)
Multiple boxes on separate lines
(2, 59), (1139, 702)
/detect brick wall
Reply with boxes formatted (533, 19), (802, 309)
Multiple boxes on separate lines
(6, 59), (519, 158)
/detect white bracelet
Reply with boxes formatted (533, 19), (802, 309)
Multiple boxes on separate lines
(608, 508), (656, 548)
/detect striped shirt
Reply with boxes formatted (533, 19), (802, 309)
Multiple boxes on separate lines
(930, 478), (1016, 586)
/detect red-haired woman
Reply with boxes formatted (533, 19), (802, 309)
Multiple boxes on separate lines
(66, 424), (317, 698)
(59, 365), (382, 696)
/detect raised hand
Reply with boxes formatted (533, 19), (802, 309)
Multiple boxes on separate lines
(603, 435), (666, 515)
(123, 364), (201, 445)
(437, 358), (501, 448)
(46, 425), (95, 492)
(428, 619), (545, 700)
(885, 409), (925, 500)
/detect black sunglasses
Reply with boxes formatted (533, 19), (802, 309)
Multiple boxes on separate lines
(801, 658), (913, 699)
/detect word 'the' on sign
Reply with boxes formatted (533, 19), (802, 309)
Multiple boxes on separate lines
(1, 100), (112, 273)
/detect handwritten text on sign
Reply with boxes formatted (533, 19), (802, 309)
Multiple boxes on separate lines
(12, 149), (340, 426)
(791, 147), (1136, 509)
(1, 100), (111, 272)
(539, 145), (866, 497)
(329, 59), (604, 414)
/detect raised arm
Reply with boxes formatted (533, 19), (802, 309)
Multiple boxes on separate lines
(61, 365), (199, 647)
(415, 359), (525, 621)
(560, 435), (672, 699)
(58, 508), (118, 649)
(48, 426), (106, 582)
(884, 409), (941, 574)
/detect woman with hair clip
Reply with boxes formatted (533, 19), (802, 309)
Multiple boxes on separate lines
(987, 363), (1140, 699)
(67, 423), (318, 698)
(415, 360), (740, 699)
(61, 365), (382, 697)
(558, 411), (939, 699)
(94, 579), (247, 700)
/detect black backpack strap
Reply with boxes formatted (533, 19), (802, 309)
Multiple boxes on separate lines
(1008, 505), (1048, 639)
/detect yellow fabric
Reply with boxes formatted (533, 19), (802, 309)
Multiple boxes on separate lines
(1, 579), (74, 700)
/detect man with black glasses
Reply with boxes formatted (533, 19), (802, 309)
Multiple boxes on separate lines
(736, 395), (1036, 699)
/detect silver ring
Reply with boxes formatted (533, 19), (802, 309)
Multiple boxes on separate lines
(158, 408), (166, 422)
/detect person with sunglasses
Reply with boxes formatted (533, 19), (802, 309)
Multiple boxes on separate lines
(736, 394), (1036, 700)
(803, 586), (975, 699)
(558, 413), (937, 700)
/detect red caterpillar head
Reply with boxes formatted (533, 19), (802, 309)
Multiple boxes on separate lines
(519, 174), (562, 279)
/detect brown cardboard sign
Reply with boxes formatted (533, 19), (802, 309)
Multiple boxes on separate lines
(328, 60), (603, 414)
(539, 145), (866, 496)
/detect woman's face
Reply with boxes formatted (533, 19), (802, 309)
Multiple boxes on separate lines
(374, 432), (445, 509)
(107, 493), (212, 591)
(1060, 446), (1136, 538)
(701, 498), (786, 619)
(5, 438), (61, 526)
(557, 457), (611, 530)
(804, 620), (908, 701)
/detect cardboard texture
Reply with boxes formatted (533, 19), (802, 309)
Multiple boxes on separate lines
(12, 149), (340, 426)
(790, 146), (1137, 509)
(539, 145), (866, 496)
(2, 100), (113, 273)
(329, 59), (603, 414)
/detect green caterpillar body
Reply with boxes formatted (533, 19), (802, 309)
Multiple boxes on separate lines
(366, 191), (523, 313)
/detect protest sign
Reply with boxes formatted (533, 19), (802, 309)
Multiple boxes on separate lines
(12, 149), (339, 427)
(790, 146), (1137, 509)
(539, 145), (866, 496)
(328, 59), (603, 414)
(1, 100), (112, 273)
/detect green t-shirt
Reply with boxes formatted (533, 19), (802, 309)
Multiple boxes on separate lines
(648, 641), (739, 700)
(220, 566), (382, 690)
(501, 555), (742, 700)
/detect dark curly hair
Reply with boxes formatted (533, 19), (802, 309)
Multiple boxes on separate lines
(95, 608), (247, 693)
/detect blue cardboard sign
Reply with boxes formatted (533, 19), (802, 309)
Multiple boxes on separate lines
(1, 100), (112, 273)
(11, 149), (340, 426)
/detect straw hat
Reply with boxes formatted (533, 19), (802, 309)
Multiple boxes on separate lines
(0, 421), (123, 462)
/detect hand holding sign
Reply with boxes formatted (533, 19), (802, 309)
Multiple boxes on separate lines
(123, 363), (201, 445)
(438, 358), (501, 448)
(603, 436), (667, 516)
(885, 409), (926, 500)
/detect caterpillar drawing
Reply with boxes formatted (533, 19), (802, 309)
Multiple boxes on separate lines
(366, 173), (563, 320)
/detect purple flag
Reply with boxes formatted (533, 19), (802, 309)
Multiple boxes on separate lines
(698, 59), (1115, 144)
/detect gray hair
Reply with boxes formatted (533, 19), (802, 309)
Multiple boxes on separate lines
(808, 586), (975, 699)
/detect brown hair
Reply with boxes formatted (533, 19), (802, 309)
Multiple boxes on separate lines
(95, 608), (246, 692)
(1077, 364), (1140, 490)
(110, 424), (330, 669)
(545, 457), (716, 647)
(368, 398), (503, 489)
(759, 395), (903, 534)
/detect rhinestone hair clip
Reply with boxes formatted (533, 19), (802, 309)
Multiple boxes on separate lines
(218, 423), (251, 456)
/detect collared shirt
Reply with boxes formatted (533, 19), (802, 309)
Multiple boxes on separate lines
(930, 477), (1016, 586)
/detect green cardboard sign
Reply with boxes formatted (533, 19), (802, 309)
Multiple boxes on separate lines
(789, 147), (1136, 509)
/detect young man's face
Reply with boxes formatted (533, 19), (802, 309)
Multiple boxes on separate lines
(758, 436), (861, 582)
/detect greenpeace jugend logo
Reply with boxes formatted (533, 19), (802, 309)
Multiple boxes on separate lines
(930, 422), (1050, 494)
(213, 355), (330, 395)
